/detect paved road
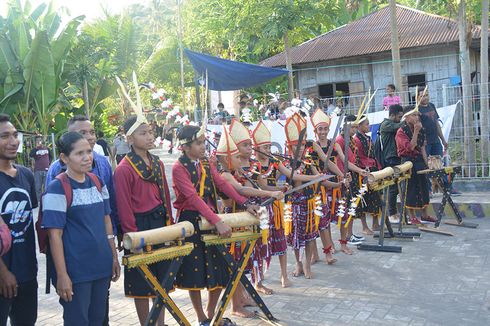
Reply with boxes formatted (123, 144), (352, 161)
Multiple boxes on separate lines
(34, 152), (490, 326)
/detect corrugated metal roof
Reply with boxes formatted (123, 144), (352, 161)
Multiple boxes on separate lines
(261, 5), (482, 67)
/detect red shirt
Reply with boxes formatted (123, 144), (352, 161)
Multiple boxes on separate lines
(396, 127), (422, 158)
(335, 134), (356, 173)
(353, 133), (379, 169)
(114, 158), (173, 233)
(172, 160), (247, 225)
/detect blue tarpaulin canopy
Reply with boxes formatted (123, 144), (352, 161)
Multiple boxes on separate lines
(184, 49), (289, 91)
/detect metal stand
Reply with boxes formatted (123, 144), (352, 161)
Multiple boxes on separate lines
(123, 243), (194, 326)
(203, 232), (278, 326)
(374, 174), (421, 239)
(358, 185), (402, 253)
(418, 166), (478, 229)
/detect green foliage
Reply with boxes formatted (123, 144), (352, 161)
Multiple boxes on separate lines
(0, 0), (83, 135)
(1, 0), (484, 135)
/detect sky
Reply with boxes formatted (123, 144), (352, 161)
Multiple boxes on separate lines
(0, 0), (149, 20)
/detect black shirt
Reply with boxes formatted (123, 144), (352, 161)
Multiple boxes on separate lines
(419, 103), (440, 144)
(0, 165), (38, 283)
(96, 138), (111, 156)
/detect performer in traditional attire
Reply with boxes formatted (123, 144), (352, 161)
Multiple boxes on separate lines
(172, 124), (259, 326)
(280, 113), (331, 279)
(334, 115), (370, 251)
(222, 120), (283, 315)
(395, 106), (434, 224)
(307, 109), (345, 264)
(353, 115), (382, 235)
(251, 121), (291, 288)
(114, 75), (173, 326)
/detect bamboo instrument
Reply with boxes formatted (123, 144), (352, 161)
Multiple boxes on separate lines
(368, 167), (395, 184)
(199, 212), (259, 231)
(123, 221), (195, 250)
(393, 161), (413, 175)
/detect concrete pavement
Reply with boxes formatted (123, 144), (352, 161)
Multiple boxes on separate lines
(34, 151), (490, 326)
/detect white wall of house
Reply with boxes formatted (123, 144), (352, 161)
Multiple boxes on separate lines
(295, 45), (478, 111)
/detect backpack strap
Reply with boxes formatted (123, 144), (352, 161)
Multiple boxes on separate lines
(86, 172), (102, 192)
(55, 173), (73, 208)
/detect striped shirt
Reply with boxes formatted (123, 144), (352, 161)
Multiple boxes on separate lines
(42, 174), (112, 283)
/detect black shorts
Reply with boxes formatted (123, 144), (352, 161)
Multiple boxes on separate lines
(124, 206), (170, 298)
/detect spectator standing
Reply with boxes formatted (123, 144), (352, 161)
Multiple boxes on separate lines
(383, 84), (401, 110)
(0, 114), (38, 326)
(379, 105), (404, 222)
(42, 131), (120, 325)
(45, 115), (117, 326)
(29, 136), (52, 200)
(96, 131), (111, 161)
(113, 127), (131, 165)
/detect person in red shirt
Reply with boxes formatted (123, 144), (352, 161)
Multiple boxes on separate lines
(172, 125), (259, 326)
(335, 115), (370, 249)
(353, 115), (382, 235)
(395, 106), (433, 224)
(114, 116), (173, 326)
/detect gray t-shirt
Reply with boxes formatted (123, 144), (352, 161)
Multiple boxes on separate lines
(113, 135), (130, 155)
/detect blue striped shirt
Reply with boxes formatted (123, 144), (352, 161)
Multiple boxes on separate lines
(42, 174), (112, 283)
(46, 151), (118, 232)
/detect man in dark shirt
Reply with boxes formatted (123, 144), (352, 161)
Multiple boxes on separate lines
(96, 131), (111, 159)
(0, 114), (38, 326)
(29, 136), (51, 200)
(417, 89), (458, 194)
(379, 105), (404, 221)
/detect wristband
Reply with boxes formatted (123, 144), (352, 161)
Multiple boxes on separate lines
(107, 234), (115, 240)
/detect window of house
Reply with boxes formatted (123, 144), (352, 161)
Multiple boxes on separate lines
(407, 74), (426, 104)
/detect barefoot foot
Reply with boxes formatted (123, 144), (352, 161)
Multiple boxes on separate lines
(256, 283), (273, 295)
(292, 263), (304, 277)
(281, 276), (292, 288)
(341, 245), (353, 255)
(231, 307), (255, 318)
(362, 228), (374, 235)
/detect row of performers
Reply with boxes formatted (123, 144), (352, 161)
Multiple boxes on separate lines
(116, 106), (429, 325)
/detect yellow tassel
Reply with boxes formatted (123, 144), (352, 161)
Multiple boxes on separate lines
(262, 230), (269, 244)
(344, 216), (352, 229)
(199, 163), (206, 197)
(331, 188), (340, 213)
(229, 242), (235, 256)
(273, 201), (284, 230)
(315, 214), (320, 232)
(337, 212), (342, 229)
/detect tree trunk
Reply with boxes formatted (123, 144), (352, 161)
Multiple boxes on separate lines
(83, 78), (90, 119)
(480, 0), (489, 172)
(177, 0), (186, 111)
(458, 0), (476, 176)
(389, 0), (404, 103)
(284, 31), (294, 102)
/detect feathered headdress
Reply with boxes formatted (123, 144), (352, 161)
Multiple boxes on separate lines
(116, 71), (147, 136)
(402, 85), (427, 120)
(351, 88), (377, 125)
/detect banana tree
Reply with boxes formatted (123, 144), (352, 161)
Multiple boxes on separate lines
(0, 0), (84, 134)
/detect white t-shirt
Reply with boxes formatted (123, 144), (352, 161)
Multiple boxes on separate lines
(93, 143), (105, 157)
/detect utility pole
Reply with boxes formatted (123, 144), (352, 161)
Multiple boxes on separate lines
(458, 0), (476, 175)
(389, 0), (403, 102)
(177, 0), (186, 111)
(480, 0), (489, 170)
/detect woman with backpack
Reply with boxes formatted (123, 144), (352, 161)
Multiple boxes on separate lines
(41, 132), (120, 325)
